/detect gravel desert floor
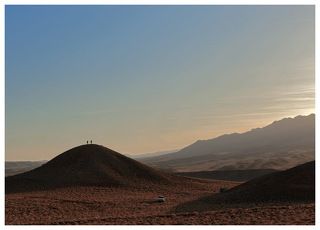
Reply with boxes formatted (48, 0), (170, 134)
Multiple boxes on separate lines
(5, 178), (314, 225)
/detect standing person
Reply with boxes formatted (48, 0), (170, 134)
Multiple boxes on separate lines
(86, 140), (88, 144)
(90, 140), (92, 144)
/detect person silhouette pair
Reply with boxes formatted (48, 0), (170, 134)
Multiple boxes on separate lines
(86, 140), (93, 144)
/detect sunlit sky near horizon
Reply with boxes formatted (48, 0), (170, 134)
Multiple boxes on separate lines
(6, 5), (314, 161)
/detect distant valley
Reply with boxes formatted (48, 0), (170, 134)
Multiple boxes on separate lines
(5, 161), (46, 177)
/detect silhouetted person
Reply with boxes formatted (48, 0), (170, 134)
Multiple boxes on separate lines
(86, 141), (88, 144)
(90, 140), (92, 144)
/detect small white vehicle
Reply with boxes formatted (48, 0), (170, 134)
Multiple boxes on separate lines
(156, 195), (166, 202)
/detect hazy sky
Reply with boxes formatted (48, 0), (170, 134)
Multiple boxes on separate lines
(6, 5), (314, 161)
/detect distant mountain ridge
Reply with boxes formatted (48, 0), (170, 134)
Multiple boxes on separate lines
(5, 161), (47, 177)
(141, 114), (315, 172)
(129, 149), (179, 159)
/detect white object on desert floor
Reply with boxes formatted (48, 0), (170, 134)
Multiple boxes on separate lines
(156, 195), (166, 202)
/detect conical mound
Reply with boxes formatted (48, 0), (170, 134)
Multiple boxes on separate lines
(217, 160), (315, 202)
(176, 161), (315, 212)
(6, 144), (170, 193)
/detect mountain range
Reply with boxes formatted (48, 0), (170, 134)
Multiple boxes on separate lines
(141, 114), (315, 172)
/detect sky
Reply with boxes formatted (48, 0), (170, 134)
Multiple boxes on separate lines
(6, 5), (315, 161)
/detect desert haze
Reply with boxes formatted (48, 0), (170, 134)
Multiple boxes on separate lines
(5, 114), (315, 225)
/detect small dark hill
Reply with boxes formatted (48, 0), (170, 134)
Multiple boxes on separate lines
(6, 144), (171, 193)
(176, 161), (315, 212)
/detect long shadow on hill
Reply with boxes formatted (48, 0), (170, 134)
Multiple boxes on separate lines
(174, 161), (315, 213)
(175, 169), (279, 182)
(6, 144), (173, 194)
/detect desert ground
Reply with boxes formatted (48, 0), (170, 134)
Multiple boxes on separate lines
(5, 145), (315, 225)
(5, 179), (314, 225)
